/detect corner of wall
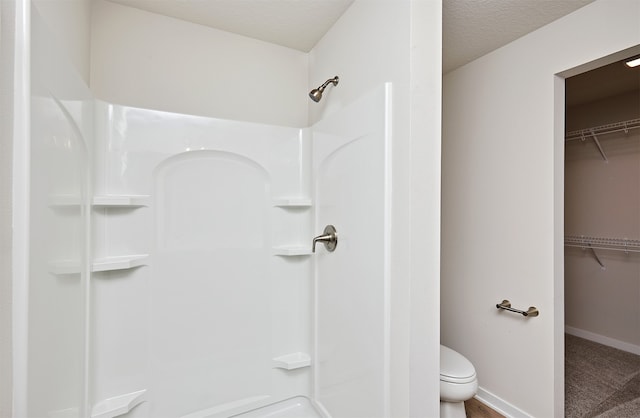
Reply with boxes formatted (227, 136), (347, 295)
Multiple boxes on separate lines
(32, 0), (91, 85)
(0, 2), (15, 416)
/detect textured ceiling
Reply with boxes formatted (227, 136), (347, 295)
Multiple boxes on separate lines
(443, 0), (596, 72)
(106, 0), (597, 73)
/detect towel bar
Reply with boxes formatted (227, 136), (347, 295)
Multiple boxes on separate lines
(496, 300), (539, 317)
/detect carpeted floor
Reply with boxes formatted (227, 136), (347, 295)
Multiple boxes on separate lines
(565, 334), (640, 418)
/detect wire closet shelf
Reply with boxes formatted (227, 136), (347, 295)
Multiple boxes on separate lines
(565, 235), (640, 254)
(565, 118), (640, 162)
(565, 118), (640, 142)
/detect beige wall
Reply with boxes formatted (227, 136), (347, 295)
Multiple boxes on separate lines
(567, 90), (640, 131)
(565, 90), (640, 352)
(442, 0), (640, 416)
(91, 0), (308, 128)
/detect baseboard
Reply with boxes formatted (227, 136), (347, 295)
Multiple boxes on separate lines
(565, 326), (640, 356)
(475, 387), (532, 418)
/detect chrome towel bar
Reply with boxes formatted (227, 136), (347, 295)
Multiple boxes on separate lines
(496, 300), (539, 317)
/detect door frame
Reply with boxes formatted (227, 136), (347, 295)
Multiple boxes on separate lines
(553, 43), (640, 416)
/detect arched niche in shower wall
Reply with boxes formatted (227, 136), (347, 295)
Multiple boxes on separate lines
(150, 150), (273, 416)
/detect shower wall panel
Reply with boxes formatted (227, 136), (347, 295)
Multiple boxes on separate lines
(91, 103), (312, 417)
(312, 84), (391, 418)
(29, 95), (90, 418)
(28, 7), (93, 417)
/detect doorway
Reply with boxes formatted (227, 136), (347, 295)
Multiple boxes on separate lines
(563, 54), (640, 417)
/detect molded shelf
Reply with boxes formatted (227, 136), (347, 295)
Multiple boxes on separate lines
(49, 194), (82, 207)
(49, 194), (151, 207)
(272, 246), (311, 256)
(92, 389), (147, 418)
(272, 352), (311, 370)
(93, 195), (150, 207)
(50, 255), (149, 275)
(49, 260), (82, 275)
(272, 198), (312, 208)
(92, 255), (149, 272)
(48, 407), (79, 418)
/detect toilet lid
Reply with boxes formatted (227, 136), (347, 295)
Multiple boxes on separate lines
(440, 345), (477, 384)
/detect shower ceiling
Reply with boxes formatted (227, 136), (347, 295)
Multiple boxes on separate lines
(106, 0), (595, 73)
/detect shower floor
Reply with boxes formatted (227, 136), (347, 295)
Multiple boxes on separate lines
(231, 397), (322, 418)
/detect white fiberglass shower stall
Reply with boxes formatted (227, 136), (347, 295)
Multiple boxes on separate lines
(87, 88), (388, 418)
(11, 2), (442, 417)
(23, 6), (395, 418)
(34, 69), (390, 418)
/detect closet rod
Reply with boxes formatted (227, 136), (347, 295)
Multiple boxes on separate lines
(564, 235), (640, 254)
(565, 118), (640, 142)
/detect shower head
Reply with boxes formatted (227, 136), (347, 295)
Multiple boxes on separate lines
(309, 76), (339, 102)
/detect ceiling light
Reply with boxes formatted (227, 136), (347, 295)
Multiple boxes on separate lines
(625, 56), (640, 68)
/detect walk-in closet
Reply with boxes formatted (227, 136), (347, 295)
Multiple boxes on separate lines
(564, 55), (640, 417)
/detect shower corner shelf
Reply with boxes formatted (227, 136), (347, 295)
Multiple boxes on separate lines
(48, 194), (82, 207)
(50, 255), (149, 275)
(272, 197), (312, 208)
(49, 260), (81, 275)
(91, 389), (147, 418)
(92, 254), (149, 272)
(272, 352), (311, 370)
(92, 194), (151, 207)
(272, 246), (312, 256)
(48, 407), (80, 418)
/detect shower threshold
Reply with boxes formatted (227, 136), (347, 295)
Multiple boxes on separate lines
(231, 396), (323, 418)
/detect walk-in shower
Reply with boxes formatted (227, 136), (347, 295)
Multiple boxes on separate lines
(25, 10), (392, 415)
(12, 0), (449, 414)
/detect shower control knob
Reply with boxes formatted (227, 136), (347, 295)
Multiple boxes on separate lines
(312, 225), (338, 253)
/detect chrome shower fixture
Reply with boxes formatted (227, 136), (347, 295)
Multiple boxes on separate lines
(309, 76), (339, 102)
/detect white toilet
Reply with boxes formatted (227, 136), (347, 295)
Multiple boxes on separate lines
(440, 345), (478, 418)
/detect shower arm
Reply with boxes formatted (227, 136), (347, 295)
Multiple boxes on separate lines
(318, 77), (339, 91)
(309, 76), (339, 102)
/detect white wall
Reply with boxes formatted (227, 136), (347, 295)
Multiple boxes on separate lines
(565, 90), (640, 353)
(310, 1), (442, 416)
(91, 0), (308, 128)
(28, 5), (94, 417)
(5, 2), (92, 413)
(0, 3), (16, 416)
(32, 0), (91, 84)
(442, 1), (640, 416)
